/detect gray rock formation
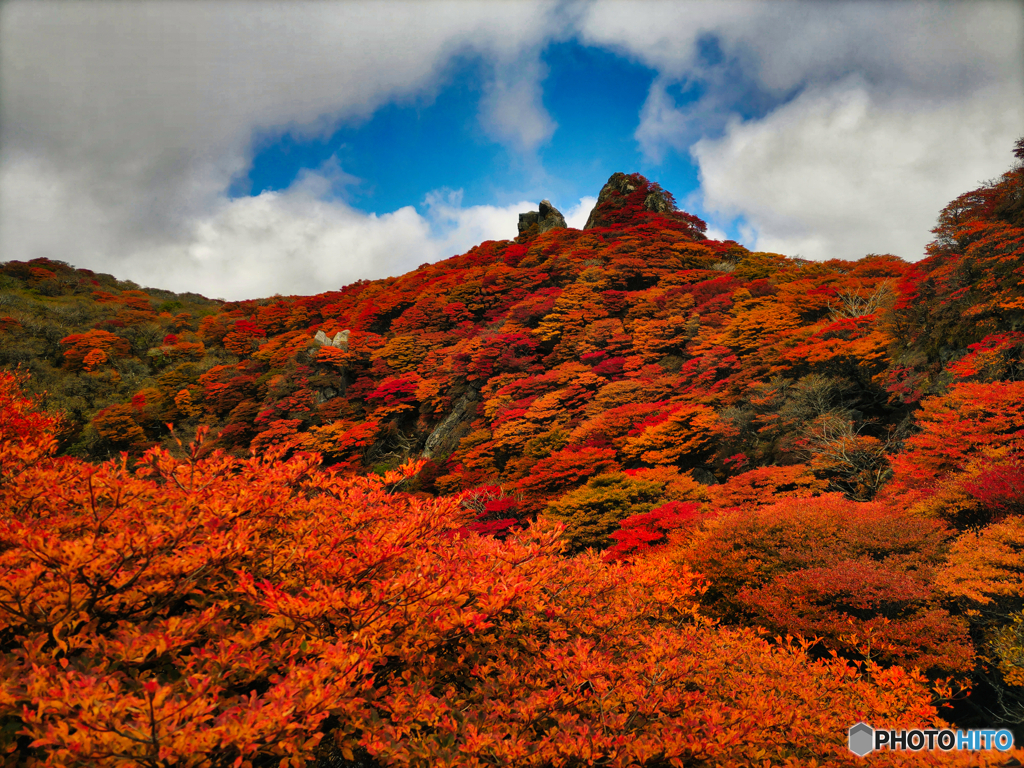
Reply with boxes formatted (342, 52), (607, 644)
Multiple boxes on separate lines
(313, 329), (350, 349)
(312, 387), (339, 405)
(422, 390), (478, 459)
(517, 199), (568, 236)
(644, 189), (673, 215)
(690, 467), (720, 486)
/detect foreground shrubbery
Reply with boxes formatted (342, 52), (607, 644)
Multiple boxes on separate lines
(2, 371), (1014, 767)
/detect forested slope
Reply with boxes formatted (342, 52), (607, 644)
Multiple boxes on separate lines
(1, 139), (1024, 765)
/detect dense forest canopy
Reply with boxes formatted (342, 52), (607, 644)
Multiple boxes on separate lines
(1, 141), (1024, 766)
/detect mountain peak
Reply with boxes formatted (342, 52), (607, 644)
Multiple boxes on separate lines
(583, 172), (706, 237)
(517, 199), (568, 240)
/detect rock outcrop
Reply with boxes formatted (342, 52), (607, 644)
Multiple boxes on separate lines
(314, 329), (350, 350)
(517, 199), (567, 237)
(583, 172), (675, 230)
(422, 389), (478, 459)
(309, 330), (351, 403)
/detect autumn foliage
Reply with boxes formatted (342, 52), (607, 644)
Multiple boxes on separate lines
(60, 329), (131, 371)
(3, 371), (1001, 767)
(3, 140), (1024, 760)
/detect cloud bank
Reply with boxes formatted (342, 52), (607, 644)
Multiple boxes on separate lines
(2, 1), (1022, 299)
(692, 83), (1023, 261)
(2, 152), (541, 300)
(0, 1), (564, 298)
(580, 0), (1024, 261)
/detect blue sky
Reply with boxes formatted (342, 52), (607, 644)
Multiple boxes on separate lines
(233, 43), (678, 220)
(1, 1), (1022, 299)
(230, 39), (779, 238)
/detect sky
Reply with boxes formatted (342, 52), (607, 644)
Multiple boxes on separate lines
(1, 1), (1022, 300)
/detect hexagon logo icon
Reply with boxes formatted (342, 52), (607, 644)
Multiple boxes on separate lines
(849, 722), (874, 757)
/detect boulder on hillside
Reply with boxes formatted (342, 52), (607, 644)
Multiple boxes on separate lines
(314, 329), (350, 350)
(517, 199), (568, 237)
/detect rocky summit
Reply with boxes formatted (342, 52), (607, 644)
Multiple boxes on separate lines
(584, 171), (675, 230)
(517, 199), (567, 237)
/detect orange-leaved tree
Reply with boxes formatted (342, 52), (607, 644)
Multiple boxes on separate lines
(59, 329), (132, 371)
(887, 381), (1024, 492)
(91, 403), (148, 451)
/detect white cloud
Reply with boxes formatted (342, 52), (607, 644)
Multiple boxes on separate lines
(137, 191), (436, 300)
(115, 189), (600, 301)
(704, 226), (730, 243)
(479, 76), (555, 154)
(479, 57), (558, 154)
(633, 80), (692, 164)
(4, 0), (1023, 297)
(423, 188), (536, 253)
(692, 82), (1024, 261)
(579, 0), (1024, 261)
(1, 156), (541, 301)
(0, 0), (565, 296)
(633, 77), (738, 165)
(563, 196), (597, 230)
(581, 1), (1022, 104)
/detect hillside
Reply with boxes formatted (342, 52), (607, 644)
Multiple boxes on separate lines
(1, 139), (1024, 766)
(5, 156), (1023, 517)
(0, 174), (916, 491)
